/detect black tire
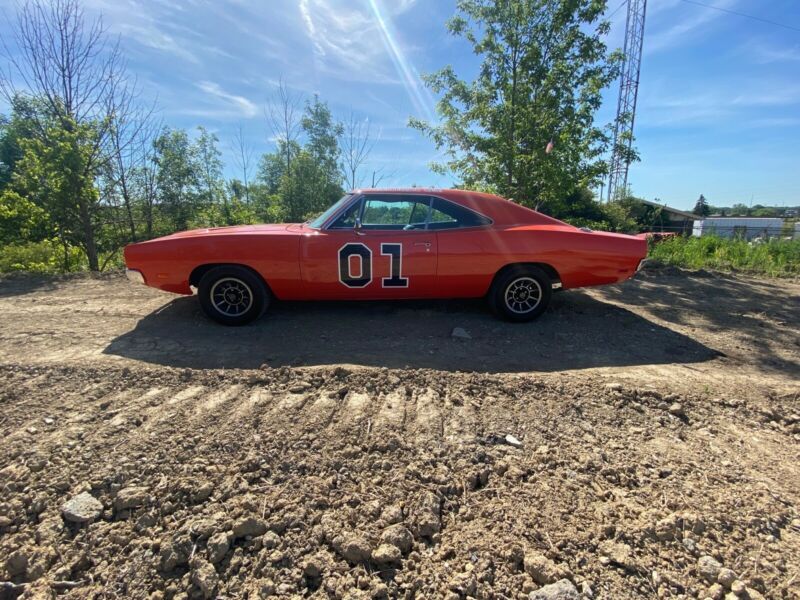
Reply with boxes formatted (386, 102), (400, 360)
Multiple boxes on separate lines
(197, 265), (270, 326)
(488, 266), (552, 322)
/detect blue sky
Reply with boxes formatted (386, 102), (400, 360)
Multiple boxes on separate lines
(1, 0), (799, 210)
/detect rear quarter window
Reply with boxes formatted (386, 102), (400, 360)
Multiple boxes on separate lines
(429, 197), (491, 230)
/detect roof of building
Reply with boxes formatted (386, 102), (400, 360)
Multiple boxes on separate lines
(636, 198), (697, 220)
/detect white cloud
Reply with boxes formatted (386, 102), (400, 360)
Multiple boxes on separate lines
(196, 81), (258, 118)
(296, 0), (434, 120)
(299, 0), (397, 81)
(747, 41), (800, 64)
(116, 23), (200, 64)
(646, 0), (738, 54)
(640, 80), (800, 126)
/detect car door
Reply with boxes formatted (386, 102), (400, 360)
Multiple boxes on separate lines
(300, 194), (438, 299)
(428, 196), (497, 298)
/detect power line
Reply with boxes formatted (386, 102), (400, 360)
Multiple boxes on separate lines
(677, 0), (800, 34)
(608, 0), (628, 20)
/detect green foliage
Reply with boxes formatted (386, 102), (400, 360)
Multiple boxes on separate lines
(0, 238), (83, 273)
(750, 206), (779, 218)
(730, 203), (749, 216)
(693, 194), (710, 217)
(153, 128), (199, 232)
(10, 115), (104, 267)
(193, 126), (227, 223)
(648, 236), (800, 277)
(256, 97), (345, 222)
(553, 188), (645, 233)
(0, 190), (49, 243)
(410, 0), (620, 213)
(0, 97), (46, 193)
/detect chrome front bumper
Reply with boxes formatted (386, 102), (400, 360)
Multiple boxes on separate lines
(126, 269), (145, 284)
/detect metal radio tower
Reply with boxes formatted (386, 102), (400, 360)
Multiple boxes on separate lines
(607, 0), (647, 202)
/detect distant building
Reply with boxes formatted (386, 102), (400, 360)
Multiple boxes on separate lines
(635, 199), (696, 234)
(692, 217), (785, 240)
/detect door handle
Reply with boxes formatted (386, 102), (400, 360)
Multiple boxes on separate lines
(414, 242), (431, 247)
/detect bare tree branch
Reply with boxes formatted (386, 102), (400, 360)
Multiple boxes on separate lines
(229, 123), (254, 202)
(339, 110), (375, 190)
(265, 77), (302, 176)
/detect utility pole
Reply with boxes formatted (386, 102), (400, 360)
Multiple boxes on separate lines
(607, 0), (647, 202)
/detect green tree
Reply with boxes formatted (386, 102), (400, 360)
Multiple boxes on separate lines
(153, 128), (199, 232)
(693, 194), (710, 217)
(278, 150), (338, 221)
(257, 96), (345, 222)
(410, 0), (620, 214)
(1, 0), (142, 270)
(192, 126), (227, 225)
(0, 103), (38, 192)
(10, 117), (103, 269)
(730, 203), (749, 216)
(300, 96), (345, 214)
(0, 190), (49, 243)
(256, 146), (294, 196)
(750, 205), (777, 218)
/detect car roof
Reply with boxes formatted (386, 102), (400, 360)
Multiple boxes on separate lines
(351, 188), (569, 227)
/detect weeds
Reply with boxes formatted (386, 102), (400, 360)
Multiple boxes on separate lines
(648, 235), (800, 277)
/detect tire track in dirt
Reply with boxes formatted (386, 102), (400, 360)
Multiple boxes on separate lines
(1, 363), (799, 599)
(413, 387), (444, 445)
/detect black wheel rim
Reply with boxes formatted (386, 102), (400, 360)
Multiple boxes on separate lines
(210, 277), (253, 317)
(504, 276), (542, 314)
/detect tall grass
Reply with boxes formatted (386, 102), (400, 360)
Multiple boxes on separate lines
(648, 235), (800, 277)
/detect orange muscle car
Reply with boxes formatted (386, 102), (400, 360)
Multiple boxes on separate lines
(124, 188), (647, 325)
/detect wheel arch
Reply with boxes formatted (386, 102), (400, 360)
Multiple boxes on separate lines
(490, 262), (561, 293)
(189, 263), (272, 294)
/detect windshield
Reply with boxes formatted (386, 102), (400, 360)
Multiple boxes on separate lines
(306, 194), (354, 229)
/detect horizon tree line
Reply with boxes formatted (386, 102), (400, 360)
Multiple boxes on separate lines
(2, 0), (642, 273)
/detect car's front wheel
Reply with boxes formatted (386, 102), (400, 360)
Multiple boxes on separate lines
(489, 266), (552, 322)
(197, 266), (270, 326)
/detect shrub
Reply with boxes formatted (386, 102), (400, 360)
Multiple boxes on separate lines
(0, 239), (84, 273)
(648, 235), (800, 277)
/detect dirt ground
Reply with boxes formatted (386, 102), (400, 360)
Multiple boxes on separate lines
(0, 267), (798, 600)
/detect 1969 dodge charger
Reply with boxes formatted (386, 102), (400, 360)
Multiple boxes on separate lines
(124, 188), (647, 325)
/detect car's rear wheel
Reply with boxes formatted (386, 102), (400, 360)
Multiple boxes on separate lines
(489, 266), (552, 322)
(197, 266), (269, 326)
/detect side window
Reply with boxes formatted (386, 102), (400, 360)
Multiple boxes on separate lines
(428, 197), (491, 230)
(329, 198), (363, 229)
(361, 195), (430, 230)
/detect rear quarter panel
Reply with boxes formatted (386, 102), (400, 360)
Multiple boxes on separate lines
(124, 232), (301, 297)
(436, 226), (646, 297)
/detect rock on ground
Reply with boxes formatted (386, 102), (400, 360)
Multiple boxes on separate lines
(698, 555), (723, 583)
(524, 552), (562, 585)
(528, 579), (580, 600)
(232, 517), (267, 538)
(451, 327), (472, 340)
(114, 487), (149, 511)
(372, 543), (402, 565)
(190, 557), (218, 599)
(61, 492), (103, 523)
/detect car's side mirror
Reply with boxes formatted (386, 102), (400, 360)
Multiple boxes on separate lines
(354, 217), (364, 235)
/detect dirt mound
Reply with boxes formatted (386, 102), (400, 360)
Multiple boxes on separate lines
(1, 363), (798, 599)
